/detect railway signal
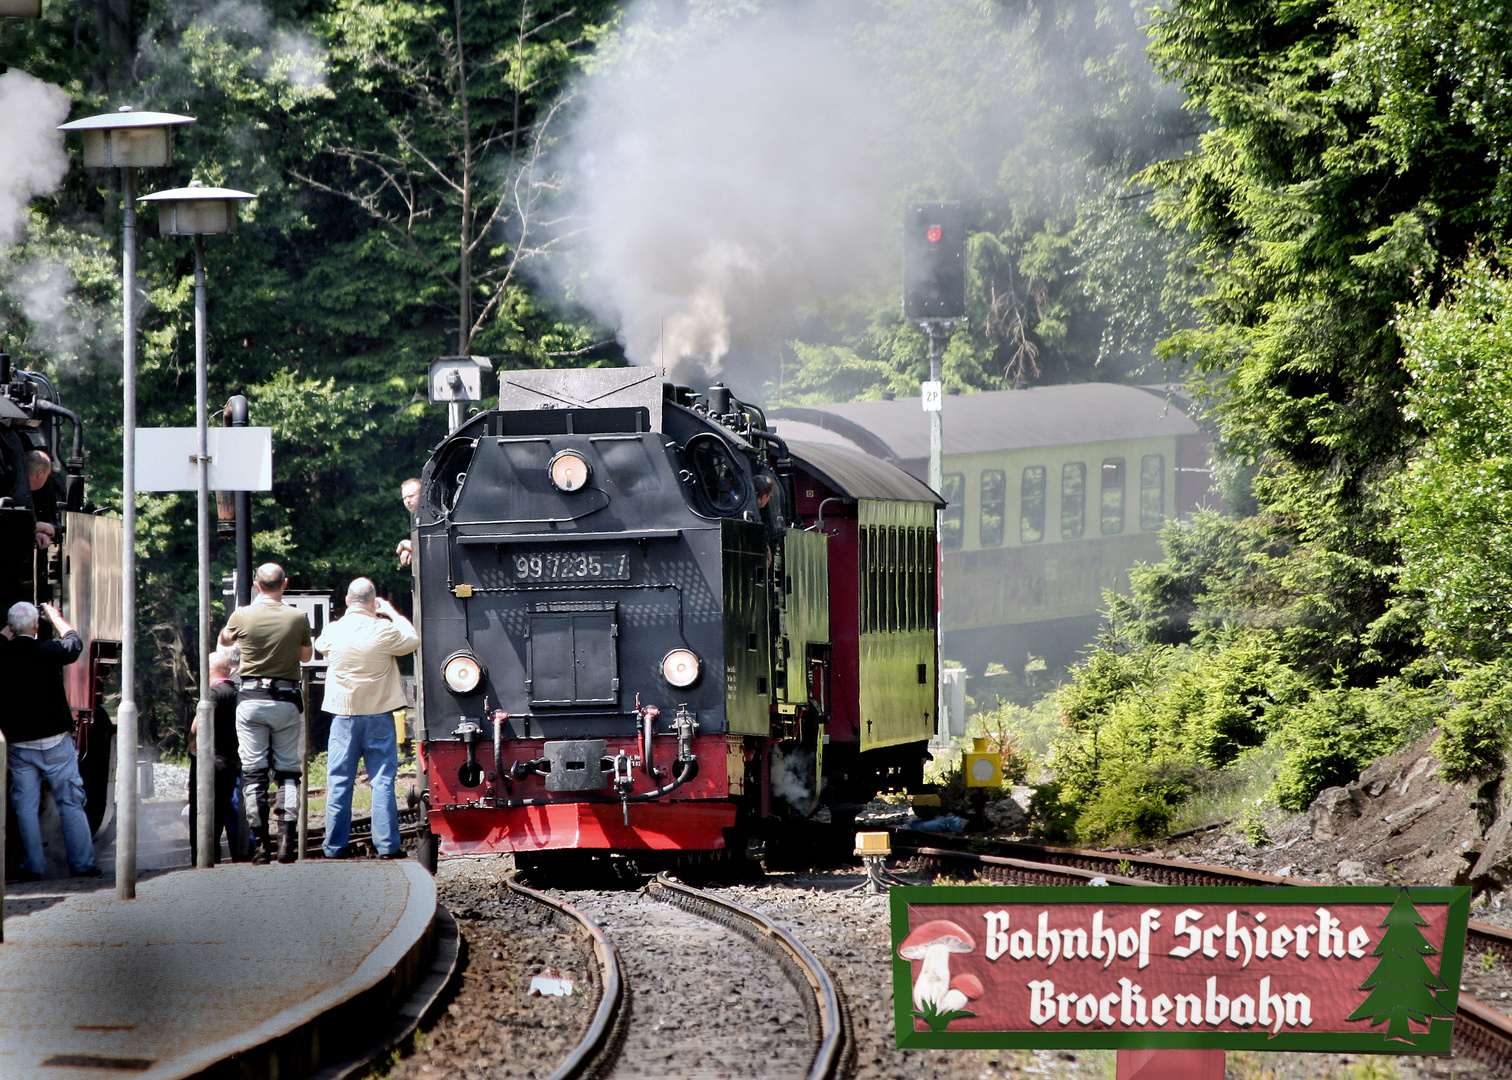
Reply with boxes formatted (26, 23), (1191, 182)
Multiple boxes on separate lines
(903, 202), (966, 320)
(429, 354), (493, 432)
(904, 201), (966, 745)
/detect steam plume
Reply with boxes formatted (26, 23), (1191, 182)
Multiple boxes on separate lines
(556, 4), (900, 384)
(0, 71), (71, 248)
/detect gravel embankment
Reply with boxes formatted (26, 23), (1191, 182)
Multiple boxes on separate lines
(385, 858), (597, 1080)
(562, 886), (813, 1080)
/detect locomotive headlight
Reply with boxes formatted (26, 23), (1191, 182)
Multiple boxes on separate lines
(661, 648), (701, 688)
(443, 652), (483, 694)
(549, 450), (591, 492)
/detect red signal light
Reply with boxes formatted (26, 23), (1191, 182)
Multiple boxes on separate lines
(926, 226), (943, 243)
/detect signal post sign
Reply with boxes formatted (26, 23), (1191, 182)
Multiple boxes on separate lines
(891, 886), (1469, 1055)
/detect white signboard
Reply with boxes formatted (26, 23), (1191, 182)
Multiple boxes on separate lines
(921, 380), (943, 412)
(135, 427), (273, 492)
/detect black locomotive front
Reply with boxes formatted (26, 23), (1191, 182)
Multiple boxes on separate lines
(414, 369), (781, 857)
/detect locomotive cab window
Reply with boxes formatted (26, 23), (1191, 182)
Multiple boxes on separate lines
(1140, 454), (1165, 530)
(1101, 458), (1126, 535)
(939, 472), (964, 551)
(1020, 466), (1046, 544)
(979, 469), (1005, 548)
(683, 434), (746, 516)
(1061, 462), (1086, 540)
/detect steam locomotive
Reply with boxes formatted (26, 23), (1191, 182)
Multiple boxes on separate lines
(0, 346), (121, 841)
(411, 368), (942, 868)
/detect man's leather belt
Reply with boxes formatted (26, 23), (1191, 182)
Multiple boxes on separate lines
(242, 677), (299, 690)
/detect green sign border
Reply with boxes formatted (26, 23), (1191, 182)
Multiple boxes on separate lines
(890, 884), (1470, 1052)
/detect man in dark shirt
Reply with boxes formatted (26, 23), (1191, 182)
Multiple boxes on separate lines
(187, 650), (250, 864)
(1, 600), (96, 880)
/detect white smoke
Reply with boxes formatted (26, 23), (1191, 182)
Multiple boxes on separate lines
(771, 747), (820, 812)
(554, 3), (902, 383)
(0, 71), (71, 248)
(5, 255), (116, 373)
(152, 0), (329, 92)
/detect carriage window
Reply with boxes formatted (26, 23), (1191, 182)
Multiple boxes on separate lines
(905, 527), (918, 631)
(890, 527), (902, 632)
(684, 435), (745, 514)
(1020, 466), (1046, 544)
(940, 473), (964, 551)
(919, 526), (931, 626)
(979, 469), (1006, 548)
(1101, 458), (1126, 535)
(1061, 462), (1086, 540)
(860, 527), (874, 634)
(1140, 455), (1165, 530)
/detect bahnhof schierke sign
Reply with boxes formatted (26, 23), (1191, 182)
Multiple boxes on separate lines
(891, 885), (1470, 1054)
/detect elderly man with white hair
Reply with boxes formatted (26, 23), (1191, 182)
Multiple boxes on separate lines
(315, 577), (419, 859)
(0, 600), (97, 880)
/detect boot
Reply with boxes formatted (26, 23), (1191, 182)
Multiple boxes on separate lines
(277, 821), (298, 864)
(250, 824), (270, 865)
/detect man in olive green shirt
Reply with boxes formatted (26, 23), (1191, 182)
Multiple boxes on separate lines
(219, 563), (312, 863)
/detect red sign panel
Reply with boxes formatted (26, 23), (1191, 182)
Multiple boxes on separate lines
(890, 885), (1469, 1052)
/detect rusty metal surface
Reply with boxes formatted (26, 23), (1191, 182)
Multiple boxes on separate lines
(0, 861), (435, 1080)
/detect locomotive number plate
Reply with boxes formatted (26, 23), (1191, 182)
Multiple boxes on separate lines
(513, 551), (630, 581)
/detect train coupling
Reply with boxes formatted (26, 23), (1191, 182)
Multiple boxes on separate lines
(673, 705), (699, 772)
(611, 750), (640, 824)
(452, 720), (484, 787)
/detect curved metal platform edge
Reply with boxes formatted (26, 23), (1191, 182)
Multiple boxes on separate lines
(182, 862), (442, 1080)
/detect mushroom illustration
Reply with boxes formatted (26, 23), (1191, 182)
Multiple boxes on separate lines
(937, 973), (984, 1015)
(898, 919), (976, 1011)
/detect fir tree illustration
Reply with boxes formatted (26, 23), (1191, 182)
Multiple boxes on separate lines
(1348, 890), (1455, 1043)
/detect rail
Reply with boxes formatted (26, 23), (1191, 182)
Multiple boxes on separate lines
(504, 873), (626, 1080)
(651, 873), (849, 1080)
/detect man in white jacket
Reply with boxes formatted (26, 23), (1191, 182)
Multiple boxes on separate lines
(316, 577), (420, 859)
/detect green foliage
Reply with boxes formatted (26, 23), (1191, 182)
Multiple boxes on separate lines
(1434, 660), (1512, 782)
(1392, 256), (1512, 660)
(1271, 681), (1439, 812)
(1075, 761), (1198, 843)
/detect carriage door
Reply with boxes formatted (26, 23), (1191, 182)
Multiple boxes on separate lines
(526, 601), (620, 707)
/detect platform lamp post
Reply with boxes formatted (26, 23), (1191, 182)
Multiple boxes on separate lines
(138, 181), (256, 870)
(57, 107), (195, 898)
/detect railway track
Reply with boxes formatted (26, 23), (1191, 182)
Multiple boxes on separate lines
(504, 871), (849, 1080)
(894, 832), (1512, 1073)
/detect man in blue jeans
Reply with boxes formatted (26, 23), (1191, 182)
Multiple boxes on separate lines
(1, 600), (98, 880)
(316, 578), (419, 859)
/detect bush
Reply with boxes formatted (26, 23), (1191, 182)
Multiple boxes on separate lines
(1435, 660), (1512, 781)
(1075, 762), (1199, 843)
(1270, 681), (1437, 811)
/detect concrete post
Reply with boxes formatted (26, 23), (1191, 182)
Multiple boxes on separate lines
(194, 234), (215, 869)
(116, 166), (139, 900)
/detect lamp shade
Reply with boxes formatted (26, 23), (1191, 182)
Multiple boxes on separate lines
(58, 108), (196, 168)
(0, 0), (43, 18)
(139, 182), (257, 236)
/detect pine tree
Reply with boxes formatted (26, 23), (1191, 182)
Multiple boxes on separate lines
(1348, 891), (1454, 1042)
